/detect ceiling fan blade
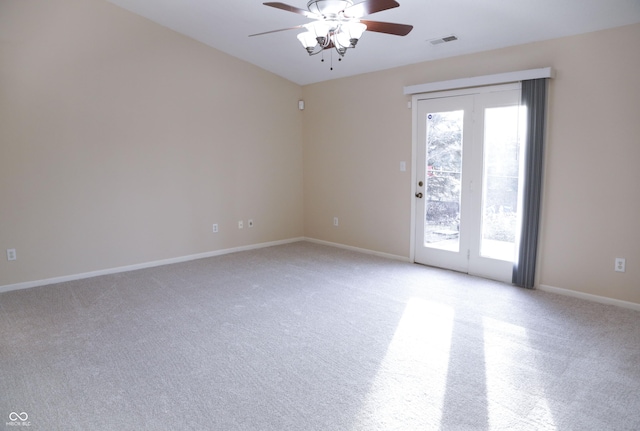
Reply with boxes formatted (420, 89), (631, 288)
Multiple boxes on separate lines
(249, 25), (305, 37)
(360, 20), (413, 36)
(344, 0), (399, 18)
(263, 2), (320, 19)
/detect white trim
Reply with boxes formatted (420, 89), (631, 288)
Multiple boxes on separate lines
(538, 284), (640, 312)
(304, 237), (410, 262)
(412, 82), (521, 101)
(0, 237), (305, 294)
(409, 94), (418, 263)
(403, 67), (554, 95)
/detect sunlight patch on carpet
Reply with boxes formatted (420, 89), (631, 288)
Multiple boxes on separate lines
(354, 298), (454, 429)
(482, 316), (557, 429)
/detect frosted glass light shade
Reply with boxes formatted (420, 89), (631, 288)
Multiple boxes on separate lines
(306, 21), (332, 39)
(334, 30), (352, 48)
(297, 31), (318, 48)
(344, 22), (367, 39)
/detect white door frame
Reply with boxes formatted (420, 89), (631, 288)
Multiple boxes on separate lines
(409, 83), (521, 264)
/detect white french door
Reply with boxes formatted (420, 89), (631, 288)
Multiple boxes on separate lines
(413, 84), (525, 283)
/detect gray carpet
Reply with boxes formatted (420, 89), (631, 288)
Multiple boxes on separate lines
(1, 241), (639, 430)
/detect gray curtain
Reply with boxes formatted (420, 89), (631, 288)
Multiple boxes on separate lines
(513, 78), (548, 288)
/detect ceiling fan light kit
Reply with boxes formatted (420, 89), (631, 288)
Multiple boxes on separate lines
(296, 20), (367, 55)
(252, 0), (413, 69)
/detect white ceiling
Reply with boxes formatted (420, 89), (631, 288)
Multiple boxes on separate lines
(106, 0), (640, 85)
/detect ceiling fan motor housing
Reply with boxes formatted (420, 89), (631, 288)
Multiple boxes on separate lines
(307, 0), (354, 17)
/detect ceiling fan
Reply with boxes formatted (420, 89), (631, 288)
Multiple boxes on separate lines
(250, 0), (413, 67)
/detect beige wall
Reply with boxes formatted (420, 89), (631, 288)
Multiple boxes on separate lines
(0, 0), (304, 285)
(303, 23), (640, 304)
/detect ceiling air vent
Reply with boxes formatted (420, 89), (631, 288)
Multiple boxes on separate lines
(429, 35), (458, 45)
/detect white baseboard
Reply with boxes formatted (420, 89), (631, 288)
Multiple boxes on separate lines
(538, 284), (640, 312)
(303, 237), (410, 262)
(0, 237), (305, 294)
(10, 239), (637, 313)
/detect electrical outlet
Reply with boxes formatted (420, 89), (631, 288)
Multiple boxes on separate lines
(7, 249), (16, 261)
(238, 220), (243, 229)
(248, 219), (254, 228)
(615, 257), (626, 273)
(212, 223), (218, 233)
(333, 217), (339, 227)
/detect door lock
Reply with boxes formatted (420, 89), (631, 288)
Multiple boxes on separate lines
(415, 192), (423, 198)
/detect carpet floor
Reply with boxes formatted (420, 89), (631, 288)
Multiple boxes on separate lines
(1, 241), (639, 430)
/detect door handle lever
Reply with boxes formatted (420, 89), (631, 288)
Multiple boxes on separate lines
(415, 192), (423, 198)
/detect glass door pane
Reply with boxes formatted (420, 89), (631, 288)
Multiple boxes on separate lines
(480, 105), (525, 261)
(425, 110), (464, 252)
